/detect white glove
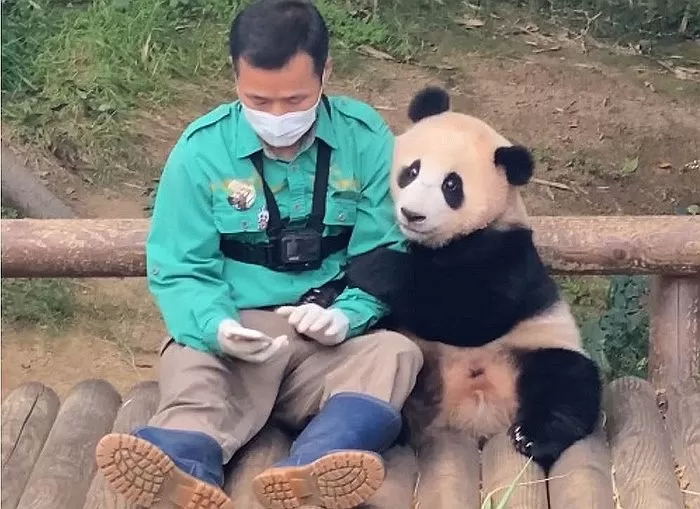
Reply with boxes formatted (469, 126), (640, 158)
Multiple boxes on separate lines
(276, 303), (349, 346)
(217, 319), (288, 363)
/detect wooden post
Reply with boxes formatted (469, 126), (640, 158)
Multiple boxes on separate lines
(648, 275), (700, 389)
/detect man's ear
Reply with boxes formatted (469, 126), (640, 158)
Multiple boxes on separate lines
(322, 57), (333, 86)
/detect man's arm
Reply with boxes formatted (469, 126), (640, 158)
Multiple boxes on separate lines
(146, 137), (239, 354)
(331, 121), (407, 338)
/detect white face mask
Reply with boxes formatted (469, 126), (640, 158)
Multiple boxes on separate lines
(241, 92), (322, 148)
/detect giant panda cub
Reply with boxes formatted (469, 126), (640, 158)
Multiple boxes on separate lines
(347, 86), (602, 470)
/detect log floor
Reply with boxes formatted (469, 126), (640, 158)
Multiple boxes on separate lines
(2, 376), (699, 509)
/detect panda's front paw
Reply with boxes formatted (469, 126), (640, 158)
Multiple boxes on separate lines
(508, 423), (534, 457)
(508, 419), (566, 470)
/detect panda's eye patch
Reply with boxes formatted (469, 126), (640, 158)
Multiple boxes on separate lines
(441, 172), (464, 209)
(398, 159), (420, 188)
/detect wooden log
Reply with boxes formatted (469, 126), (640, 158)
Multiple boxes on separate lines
(412, 431), (481, 509)
(16, 379), (122, 509)
(547, 425), (615, 509)
(362, 444), (418, 509)
(82, 381), (160, 509)
(649, 275), (700, 389)
(606, 376), (684, 509)
(481, 431), (548, 509)
(223, 424), (292, 507)
(2, 216), (700, 278)
(1, 218), (146, 278)
(0, 143), (76, 219)
(658, 380), (700, 509)
(1, 382), (61, 509)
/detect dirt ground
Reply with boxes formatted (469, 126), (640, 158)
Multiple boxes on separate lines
(2, 37), (699, 400)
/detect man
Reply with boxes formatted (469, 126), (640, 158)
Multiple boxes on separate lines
(94, 1), (423, 508)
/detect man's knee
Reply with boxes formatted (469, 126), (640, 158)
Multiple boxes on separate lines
(364, 330), (424, 371)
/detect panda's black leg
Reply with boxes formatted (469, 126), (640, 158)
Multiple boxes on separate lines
(508, 347), (602, 470)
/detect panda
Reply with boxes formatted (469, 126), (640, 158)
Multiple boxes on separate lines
(346, 86), (603, 471)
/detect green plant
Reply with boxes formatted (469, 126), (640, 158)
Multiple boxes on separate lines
(579, 275), (650, 381)
(1, 278), (77, 329)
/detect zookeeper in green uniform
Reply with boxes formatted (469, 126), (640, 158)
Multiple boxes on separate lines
(94, 1), (423, 508)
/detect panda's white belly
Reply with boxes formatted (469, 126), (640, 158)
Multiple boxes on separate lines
(403, 335), (519, 439)
(432, 340), (518, 437)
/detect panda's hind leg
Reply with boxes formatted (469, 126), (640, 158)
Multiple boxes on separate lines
(509, 348), (602, 470)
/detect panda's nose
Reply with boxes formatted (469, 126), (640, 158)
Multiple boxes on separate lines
(401, 207), (426, 223)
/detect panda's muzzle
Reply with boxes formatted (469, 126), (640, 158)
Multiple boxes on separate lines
(400, 207), (426, 223)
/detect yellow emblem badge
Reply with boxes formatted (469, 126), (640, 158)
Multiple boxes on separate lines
(226, 180), (256, 210)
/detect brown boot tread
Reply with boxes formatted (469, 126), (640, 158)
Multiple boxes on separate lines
(95, 432), (235, 509)
(251, 451), (385, 509)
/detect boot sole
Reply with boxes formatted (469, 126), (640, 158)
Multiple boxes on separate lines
(251, 450), (385, 509)
(95, 433), (235, 509)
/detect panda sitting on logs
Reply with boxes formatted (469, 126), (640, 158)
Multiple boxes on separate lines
(346, 86), (602, 471)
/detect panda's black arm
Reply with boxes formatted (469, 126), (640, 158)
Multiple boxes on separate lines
(344, 246), (415, 315)
(510, 348), (603, 471)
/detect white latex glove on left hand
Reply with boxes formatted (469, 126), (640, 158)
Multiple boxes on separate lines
(217, 318), (288, 363)
(276, 303), (349, 346)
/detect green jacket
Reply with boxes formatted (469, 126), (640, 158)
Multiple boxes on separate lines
(146, 95), (405, 354)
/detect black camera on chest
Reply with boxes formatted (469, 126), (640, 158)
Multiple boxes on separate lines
(270, 227), (323, 272)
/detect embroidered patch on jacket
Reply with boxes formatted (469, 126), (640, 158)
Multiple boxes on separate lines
(226, 180), (256, 210)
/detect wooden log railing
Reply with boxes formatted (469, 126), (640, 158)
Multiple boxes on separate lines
(2, 215), (700, 390)
(2, 216), (700, 278)
(2, 215), (700, 509)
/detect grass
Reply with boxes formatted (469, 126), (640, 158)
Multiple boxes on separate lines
(0, 206), (78, 330)
(1, 0), (455, 185)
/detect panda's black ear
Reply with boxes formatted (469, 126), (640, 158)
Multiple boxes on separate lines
(495, 145), (534, 186)
(408, 86), (450, 123)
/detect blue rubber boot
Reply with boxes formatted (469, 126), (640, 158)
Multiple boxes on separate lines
(95, 426), (235, 509)
(252, 392), (403, 509)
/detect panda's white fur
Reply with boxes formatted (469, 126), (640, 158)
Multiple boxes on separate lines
(346, 86), (602, 470)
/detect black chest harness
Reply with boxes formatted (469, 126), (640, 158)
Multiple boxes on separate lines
(219, 96), (352, 275)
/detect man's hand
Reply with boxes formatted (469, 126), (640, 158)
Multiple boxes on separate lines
(217, 319), (288, 362)
(276, 303), (349, 346)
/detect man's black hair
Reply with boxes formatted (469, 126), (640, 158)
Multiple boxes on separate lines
(229, 0), (329, 78)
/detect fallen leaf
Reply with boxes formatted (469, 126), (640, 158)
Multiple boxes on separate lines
(620, 157), (639, 175)
(673, 66), (700, 80)
(455, 17), (485, 28)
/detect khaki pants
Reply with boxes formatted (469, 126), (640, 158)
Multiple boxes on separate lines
(148, 310), (424, 463)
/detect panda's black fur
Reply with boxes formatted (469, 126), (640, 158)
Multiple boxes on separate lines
(408, 85), (452, 122)
(346, 86), (602, 471)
